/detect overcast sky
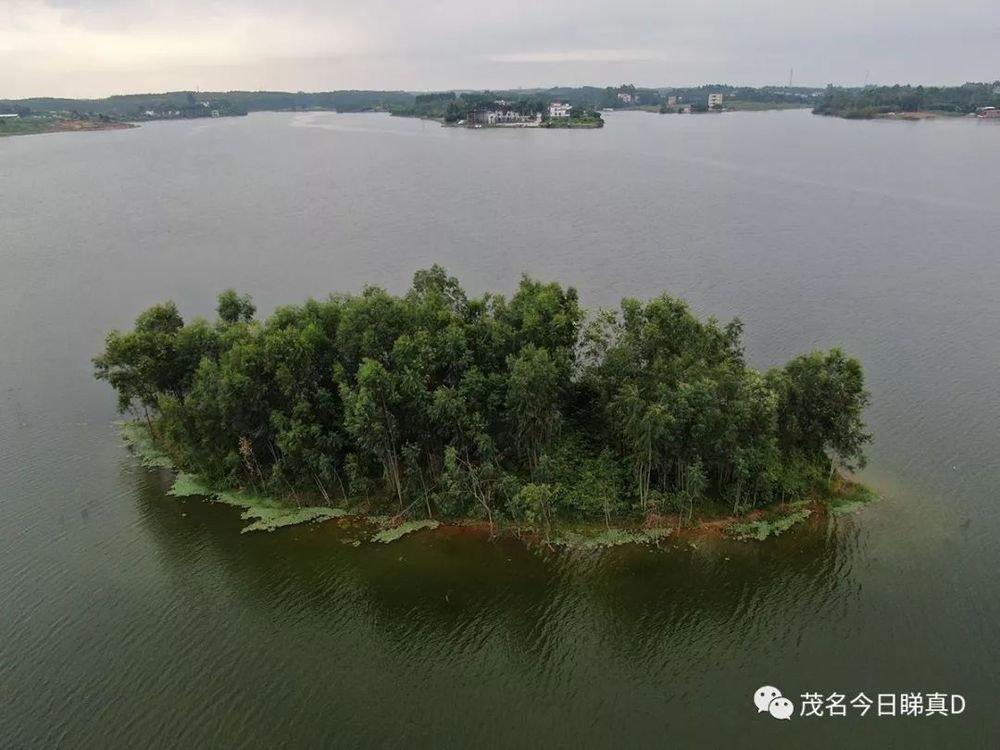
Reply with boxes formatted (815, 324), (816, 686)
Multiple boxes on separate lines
(2, 0), (998, 98)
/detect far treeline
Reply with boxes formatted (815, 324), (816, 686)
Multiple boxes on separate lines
(0, 90), (413, 120)
(1, 85), (816, 121)
(95, 268), (870, 528)
(11, 83), (1000, 123)
(383, 85), (817, 120)
(813, 82), (1000, 118)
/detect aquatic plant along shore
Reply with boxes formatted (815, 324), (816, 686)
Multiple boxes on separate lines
(123, 417), (873, 544)
(96, 267), (873, 543)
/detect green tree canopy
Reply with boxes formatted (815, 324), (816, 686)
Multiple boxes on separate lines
(95, 268), (871, 525)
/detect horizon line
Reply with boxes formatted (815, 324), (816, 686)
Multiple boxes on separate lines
(5, 78), (999, 102)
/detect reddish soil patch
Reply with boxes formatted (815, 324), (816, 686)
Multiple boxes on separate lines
(53, 120), (135, 132)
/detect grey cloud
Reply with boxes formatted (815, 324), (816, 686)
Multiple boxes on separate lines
(2, 0), (998, 97)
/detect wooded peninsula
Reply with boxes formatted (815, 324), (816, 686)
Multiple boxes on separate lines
(95, 268), (872, 543)
(812, 82), (1000, 119)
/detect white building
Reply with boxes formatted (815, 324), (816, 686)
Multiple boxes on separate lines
(0, 113), (20, 119)
(708, 93), (724, 109)
(493, 110), (536, 124)
(617, 92), (634, 105)
(474, 108), (541, 126)
(548, 102), (573, 118)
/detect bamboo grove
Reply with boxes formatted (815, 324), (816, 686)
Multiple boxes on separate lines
(94, 267), (871, 525)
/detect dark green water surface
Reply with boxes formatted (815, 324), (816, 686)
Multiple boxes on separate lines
(1, 110), (997, 747)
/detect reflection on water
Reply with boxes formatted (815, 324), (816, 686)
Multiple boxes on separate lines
(116, 459), (885, 747)
(132, 455), (855, 651)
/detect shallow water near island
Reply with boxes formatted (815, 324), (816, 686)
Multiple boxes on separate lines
(2, 110), (998, 747)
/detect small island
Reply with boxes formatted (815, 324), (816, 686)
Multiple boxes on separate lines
(95, 267), (873, 545)
(391, 91), (604, 128)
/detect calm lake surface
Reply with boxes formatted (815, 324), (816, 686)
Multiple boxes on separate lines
(1, 110), (998, 748)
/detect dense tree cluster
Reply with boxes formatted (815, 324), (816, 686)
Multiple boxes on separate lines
(813, 82), (1000, 118)
(391, 92), (572, 123)
(95, 267), (870, 525)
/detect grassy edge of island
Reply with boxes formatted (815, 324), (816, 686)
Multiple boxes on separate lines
(121, 420), (877, 547)
(122, 422), (347, 533)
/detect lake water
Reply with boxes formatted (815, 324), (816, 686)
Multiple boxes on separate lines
(1, 110), (998, 748)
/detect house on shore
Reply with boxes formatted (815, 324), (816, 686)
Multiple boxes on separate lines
(708, 93), (724, 110)
(469, 106), (542, 127)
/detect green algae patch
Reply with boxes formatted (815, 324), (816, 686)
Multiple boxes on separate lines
(725, 508), (813, 541)
(720, 480), (875, 541)
(208, 488), (345, 533)
(167, 473), (215, 498)
(371, 519), (441, 544)
(240, 505), (346, 533)
(118, 423), (348, 533)
(120, 422), (174, 469)
(167, 474), (346, 532)
(827, 484), (880, 516)
(551, 526), (672, 549)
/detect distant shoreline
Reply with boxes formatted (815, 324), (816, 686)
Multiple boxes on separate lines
(0, 118), (136, 138)
(811, 83), (1000, 120)
(814, 110), (970, 121)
